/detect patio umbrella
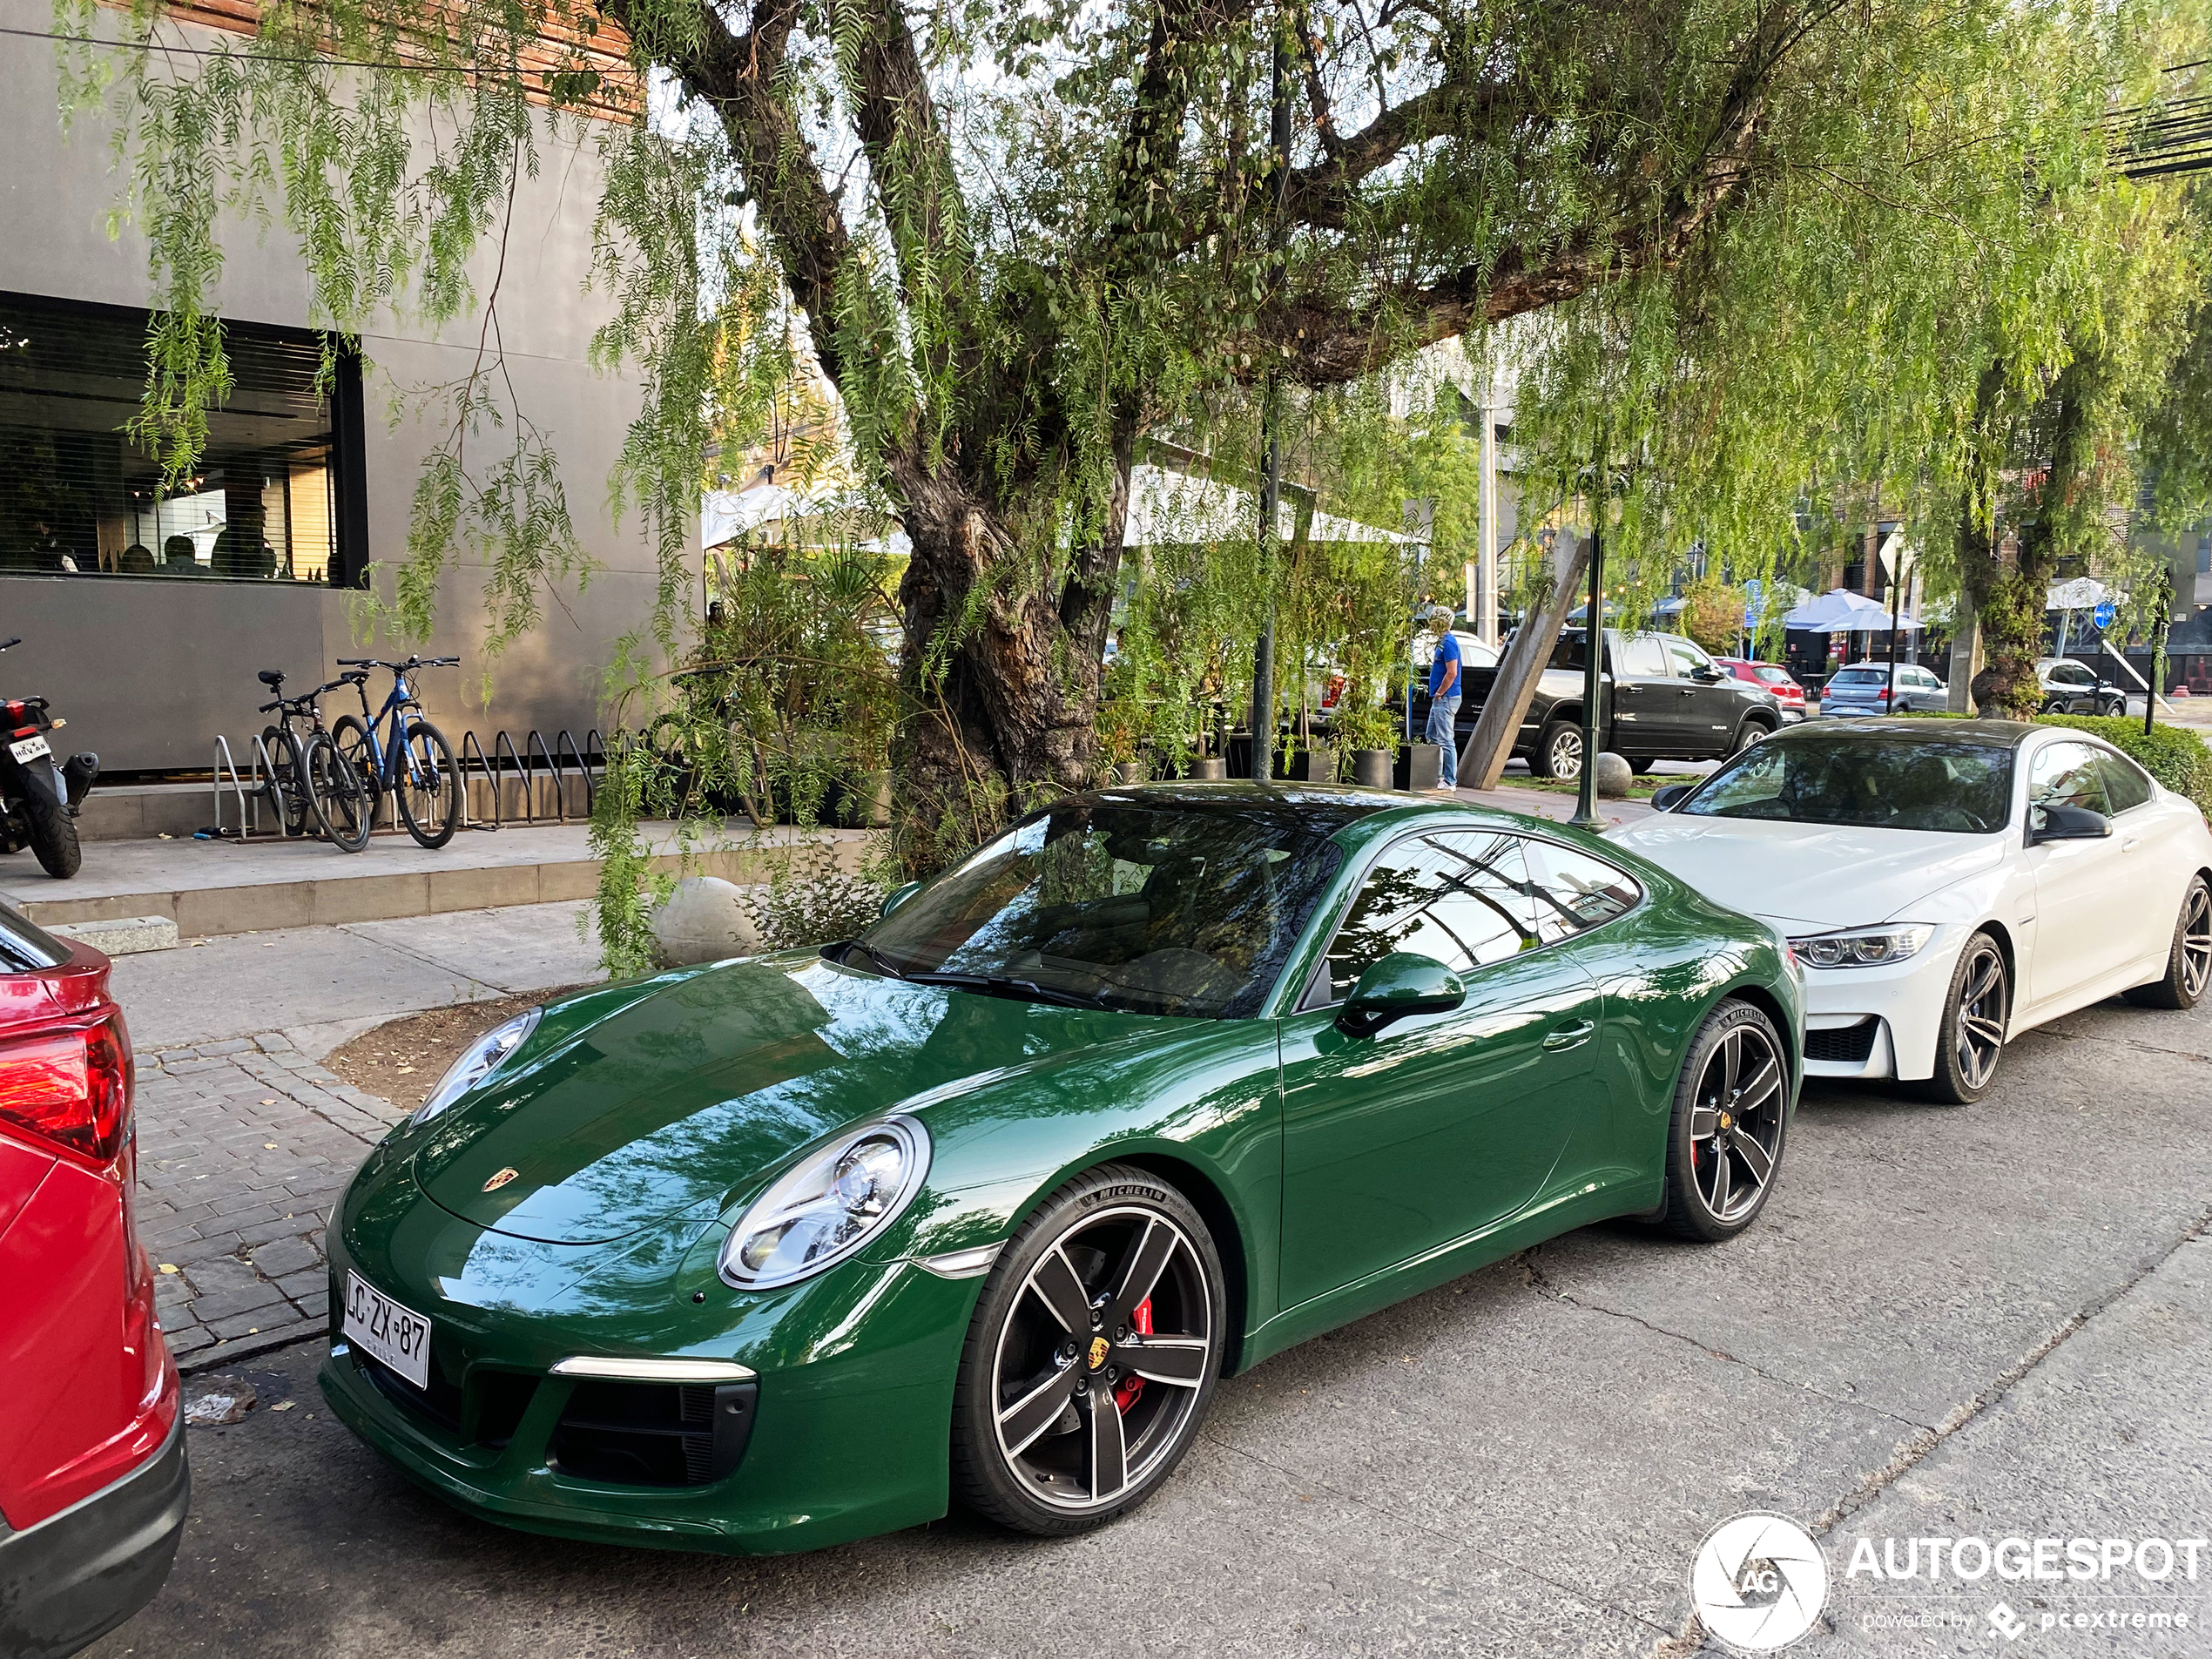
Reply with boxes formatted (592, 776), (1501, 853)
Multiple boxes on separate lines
(2046, 577), (2109, 611)
(1781, 588), (1900, 631)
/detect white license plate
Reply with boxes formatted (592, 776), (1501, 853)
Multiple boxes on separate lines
(343, 1271), (432, 1389)
(9, 736), (48, 763)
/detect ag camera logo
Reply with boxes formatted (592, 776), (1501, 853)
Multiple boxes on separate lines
(1690, 1513), (1830, 1651)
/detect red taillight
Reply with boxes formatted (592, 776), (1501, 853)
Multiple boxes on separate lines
(1876, 686), (1891, 701)
(0, 1015), (132, 1165)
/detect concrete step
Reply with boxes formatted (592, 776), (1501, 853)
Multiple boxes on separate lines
(78, 774), (594, 842)
(1, 820), (868, 939)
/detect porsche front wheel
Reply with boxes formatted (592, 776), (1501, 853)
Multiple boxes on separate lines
(951, 1163), (1223, 1535)
(1655, 999), (1789, 1242)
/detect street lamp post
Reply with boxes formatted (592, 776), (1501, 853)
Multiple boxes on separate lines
(1569, 489), (1605, 831)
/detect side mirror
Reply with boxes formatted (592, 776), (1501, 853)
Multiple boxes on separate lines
(880, 879), (924, 918)
(1337, 952), (1466, 1038)
(1650, 783), (1694, 812)
(2028, 802), (2112, 845)
(1691, 664), (1725, 684)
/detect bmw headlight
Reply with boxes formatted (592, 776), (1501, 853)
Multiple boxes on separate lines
(718, 1116), (930, 1290)
(411, 1008), (542, 1125)
(1786, 925), (1934, 969)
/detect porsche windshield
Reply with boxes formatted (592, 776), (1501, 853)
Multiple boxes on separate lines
(1681, 735), (2015, 833)
(861, 804), (1345, 1018)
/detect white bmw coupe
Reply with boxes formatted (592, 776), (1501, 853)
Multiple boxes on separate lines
(1613, 720), (2212, 1102)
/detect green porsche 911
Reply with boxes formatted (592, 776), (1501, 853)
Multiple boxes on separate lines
(321, 783), (1802, 1552)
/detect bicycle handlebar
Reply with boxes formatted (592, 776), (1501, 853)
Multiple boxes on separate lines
(258, 700), (279, 714)
(334, 655), (460, 671)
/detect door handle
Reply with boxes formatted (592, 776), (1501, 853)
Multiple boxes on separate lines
(1543, 1019), (1596, 1051)
(2123, 836), (2141, 852)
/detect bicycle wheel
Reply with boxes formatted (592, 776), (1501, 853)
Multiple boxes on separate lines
(395, 720), (463, 848)
(305, 732), (372, 853)
(263, 726), (314, 838)
(330, 714), (384, 826)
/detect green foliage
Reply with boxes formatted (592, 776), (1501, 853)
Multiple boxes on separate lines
(2039, 714), (2212, 815)
(736, 838), (888, 952)
(1679, 577), (1748, 657)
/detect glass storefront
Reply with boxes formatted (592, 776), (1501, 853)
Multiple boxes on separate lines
(0, 293), (361, 583)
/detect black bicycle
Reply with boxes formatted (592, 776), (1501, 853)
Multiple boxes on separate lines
(329, 656), (464, 848)
(256, 670), (372, 853)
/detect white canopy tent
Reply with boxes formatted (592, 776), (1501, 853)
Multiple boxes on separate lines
(1782, 588), (1920, 633)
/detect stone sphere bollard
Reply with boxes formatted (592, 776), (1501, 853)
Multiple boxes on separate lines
(650, 875), (765, 965)
(1591, 751), (1635, 800)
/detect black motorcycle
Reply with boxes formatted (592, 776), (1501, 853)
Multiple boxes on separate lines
(0, 638), (98, 878)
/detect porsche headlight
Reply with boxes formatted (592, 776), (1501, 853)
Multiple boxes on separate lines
(411, 1008), (542, 1125)
(1786, 925), (1934, 969)
(718, 1116), (930, 1290)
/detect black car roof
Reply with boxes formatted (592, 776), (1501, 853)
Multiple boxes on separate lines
(1771, 718), (2040, 749)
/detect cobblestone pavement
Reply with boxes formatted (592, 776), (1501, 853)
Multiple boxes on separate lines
(135, 1034), (403, 1372)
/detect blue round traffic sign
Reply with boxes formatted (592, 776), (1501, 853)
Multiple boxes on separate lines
(2094, 600), (2116, 629)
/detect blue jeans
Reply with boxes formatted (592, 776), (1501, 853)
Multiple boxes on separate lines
(1425, 695), (1460, 789)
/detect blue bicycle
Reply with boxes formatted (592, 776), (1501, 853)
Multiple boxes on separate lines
(329, 655), (464, 848)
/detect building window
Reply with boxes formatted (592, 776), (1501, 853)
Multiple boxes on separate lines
(0, 293), (363, 584)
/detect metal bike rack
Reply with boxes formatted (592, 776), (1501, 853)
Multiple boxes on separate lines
(211, 736), (255, 838)
(493, 731), (526, 827)
(526, 731), (561, 823)
(554, 730), (595, 819)
(459, 731), (497, 831)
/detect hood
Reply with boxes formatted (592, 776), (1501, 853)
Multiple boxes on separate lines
(1612, 815), (2006, 928)
(408, 957), (1158, 1245)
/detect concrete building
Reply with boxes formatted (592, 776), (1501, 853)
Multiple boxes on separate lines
(0, 0), (685, 775)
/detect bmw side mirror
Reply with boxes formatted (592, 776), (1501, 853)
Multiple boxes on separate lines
(880, 880), (924, 918)
(2028, 803), (2112, 845)
(1650, 783), (1694, 812)
(1338, 952), (1466, 1038)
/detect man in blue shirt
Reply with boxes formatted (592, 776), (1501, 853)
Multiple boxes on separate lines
(1424, 610), (1462, 790)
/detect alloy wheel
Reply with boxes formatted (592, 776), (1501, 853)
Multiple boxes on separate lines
(1547, 726), (1584, 781)
(1688, 1022), (1785, 1224)
(989, 1206), (1213, 1512)
(1952, 938), (2007, 1091)
(2183, 884), (2212, 1001)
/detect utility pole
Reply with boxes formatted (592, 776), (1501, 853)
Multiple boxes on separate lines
(2148, 566), (2172, 738)
(1569, 452), (1606, 830)
(1478, 393), (1500, 647)
(1249, 17), (1290, 783)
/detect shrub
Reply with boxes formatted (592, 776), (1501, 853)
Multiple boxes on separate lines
(2036, 715), (2212, 815)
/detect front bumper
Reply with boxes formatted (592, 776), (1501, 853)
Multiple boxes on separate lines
(319, 1236), (982, 1556)
(0, 1409), (188, 1659)
(1793, 934), (1963, 1082)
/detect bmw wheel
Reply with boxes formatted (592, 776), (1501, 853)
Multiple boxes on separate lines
(1655, 999), (1789, 1241)
(951, 1163), (1223, 1534)
(1533, 720), (1584, 781)
(1923, 930), (2008, 1104)
(2125, 876), (2212, 1011)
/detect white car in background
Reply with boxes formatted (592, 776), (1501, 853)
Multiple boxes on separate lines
(1612, 719), (2212, 1102)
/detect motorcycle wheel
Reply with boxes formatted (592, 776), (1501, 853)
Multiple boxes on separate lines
(21, 765), (80, 879)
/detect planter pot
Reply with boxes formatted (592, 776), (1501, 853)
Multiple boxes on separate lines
(1292, 745), (1335, 784)
(1187, 757), (1229, 780)
(1115, 760), (1150, 786)
(1395, 743), (1442, 792)
(1352, 748), (1393, 789)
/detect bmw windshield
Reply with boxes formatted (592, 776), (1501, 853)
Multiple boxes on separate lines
(859, 802), (1345, 1017)
(1680, 733), (2014, 833)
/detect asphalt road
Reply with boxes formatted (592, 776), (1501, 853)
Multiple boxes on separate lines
(89, 992), (2211, 1659)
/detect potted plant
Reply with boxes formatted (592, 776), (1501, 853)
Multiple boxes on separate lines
(1332, 698), (1399, 789)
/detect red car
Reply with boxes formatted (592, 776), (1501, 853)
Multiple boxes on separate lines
(1716, 658), (1807, 721)
(0, 903), (185, 1658)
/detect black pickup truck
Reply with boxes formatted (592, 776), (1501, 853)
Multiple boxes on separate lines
(1412, 628), (1786, 781)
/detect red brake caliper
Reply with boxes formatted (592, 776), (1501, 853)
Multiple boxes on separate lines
(1114, 1298), (1152, 1413)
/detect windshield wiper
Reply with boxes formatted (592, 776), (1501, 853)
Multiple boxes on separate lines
(825, 939), (907, 980)
(903, 970), (1108, 1011)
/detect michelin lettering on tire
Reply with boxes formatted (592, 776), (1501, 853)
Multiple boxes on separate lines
(1690, 1513), (1829, 1651)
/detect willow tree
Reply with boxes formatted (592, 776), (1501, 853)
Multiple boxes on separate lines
(64, 0), (2148, 850)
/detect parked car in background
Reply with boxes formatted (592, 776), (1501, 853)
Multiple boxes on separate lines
(1322, 630), (1499, 725)
(1716, 658), (1807, 722)
(1417, 629), (1784, 781)
(2035, 657), (2127, 717)
(0, 903), (185, 1658)
(1617, 720), (2212, 1103)
(1817, 661), (1949, 717)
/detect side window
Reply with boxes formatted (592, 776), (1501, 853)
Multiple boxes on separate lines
(1522, 842), (1643, 942)
(1664, 637), (1714, 678)
(1616, 635), (1672, 678)
(2029, 741), (2112, 816)
(1311, 833), (1540, 1005)
(2094, 749), (2154, 813)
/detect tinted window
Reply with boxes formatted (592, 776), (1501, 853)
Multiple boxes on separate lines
(1753, 665), (1793, 685)
(1829, 667), (1882, 685)
(1682, 733), (2015, 833)
(2095, 750), (2154, 813)
(1522, 842), (1642, 941)
(1617, 635), (1671, 678)
(1549, 632), (1590, 671)
(1314, 832), (1541, 1003)
(865, 804), (1343, 1018)
(1664, 637), (1714, 678)
(0, 901), (71, 973)
(2047, 663), (2094, 687)
(2030, 741), (2111, 816)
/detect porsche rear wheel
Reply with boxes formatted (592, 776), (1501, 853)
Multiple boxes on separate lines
(951, 1163), (1223, 1535)
(1655, 999), (1789, 1242)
